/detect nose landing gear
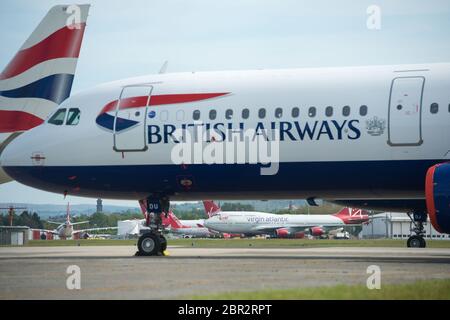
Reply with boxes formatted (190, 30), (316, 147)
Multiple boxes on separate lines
(135, 197), (170, 256)
(406, 211), (427, 248)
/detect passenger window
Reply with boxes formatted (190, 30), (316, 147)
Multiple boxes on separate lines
(176, 110), (185, 121)
(359, 105), (368, 116)
(225, 109), (233, 120)
(430, 103), (439, 114)
(258, 108), (266, 119)
(242, 108), (250, 119)
(342, 106), (350, 117)
(66, 108), (81, 125)
(291, 107), (299, 118)
(325, 106), (333, 117)
(48, 109), (67, 125)
(209, 109), (217, 120)
(275, 108), (283, 118)
(193, 110), (200, 120)
(160, 110), (169, 122)
(308, 107), (316, 118)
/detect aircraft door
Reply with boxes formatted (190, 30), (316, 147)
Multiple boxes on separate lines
(113, 85), (153, 152)
(388, 77), (424, 146)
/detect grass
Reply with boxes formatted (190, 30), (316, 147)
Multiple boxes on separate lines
(190, 279), (450, 300)
(22, 238), (450, 248)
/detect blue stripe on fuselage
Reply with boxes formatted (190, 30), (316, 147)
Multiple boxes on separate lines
(2, 160), (443, 201)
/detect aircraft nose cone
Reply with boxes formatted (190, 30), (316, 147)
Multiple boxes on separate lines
(1, 132), (31, 167)
(0, 131), (42, 184)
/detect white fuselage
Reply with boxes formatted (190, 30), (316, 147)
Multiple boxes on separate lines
(168, 225), (212, 237)
(55, 223), (74, 238)
(1, 63), (449, 205)
(203, 211), (345, 234)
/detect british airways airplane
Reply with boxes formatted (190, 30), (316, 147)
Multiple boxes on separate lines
(0, 5), (449, 255)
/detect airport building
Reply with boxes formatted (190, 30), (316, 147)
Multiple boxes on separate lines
(117, 219), (145, 238)
(361, 212), (450, 240)
(0, 226), (30, 245)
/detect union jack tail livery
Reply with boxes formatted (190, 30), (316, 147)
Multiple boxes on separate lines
(203, 200), (221, 218)
(0, 4), (90, 183)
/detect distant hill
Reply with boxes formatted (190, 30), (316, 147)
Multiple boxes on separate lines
(172, 200), (308, 212)
(0, 203), (139, 218)
(1, 199), (310, 219)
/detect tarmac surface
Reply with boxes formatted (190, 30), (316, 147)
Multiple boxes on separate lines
(1, 245), (449, 299)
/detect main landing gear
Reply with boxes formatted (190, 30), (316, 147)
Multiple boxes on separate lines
(406, 211), (427, 248)
(136, 197), (170, 256)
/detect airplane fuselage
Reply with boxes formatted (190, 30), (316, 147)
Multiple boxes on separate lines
(204, 211), (352, 234)
(2, 63), (450, 210)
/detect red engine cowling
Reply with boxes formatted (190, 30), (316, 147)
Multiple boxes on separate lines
(276, 228), (290, 238)
(426, 163), (450, 234)
(294, 232), (305, 239)
(310, 226), (325, 237)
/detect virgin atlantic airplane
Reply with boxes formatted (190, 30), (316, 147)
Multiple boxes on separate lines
(0, 5), (449, 255)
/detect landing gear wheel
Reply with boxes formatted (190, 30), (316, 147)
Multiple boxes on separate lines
(407, 235), (425, 248)
(137, 233), (161, 256)
(160, 235), (167, 252)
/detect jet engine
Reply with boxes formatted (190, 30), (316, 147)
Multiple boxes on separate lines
(275, 228), (290, 238)
(310, 226), (325, 237)
(426, 162), (450, 234)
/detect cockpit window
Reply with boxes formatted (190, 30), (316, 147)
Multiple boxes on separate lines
(48, 109), (67, 125)
(66, 108), (81, 125)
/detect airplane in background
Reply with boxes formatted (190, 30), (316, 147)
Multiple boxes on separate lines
(161, 211), (214, 238)
(202, 200), (369, 238)
(0, 5), (90, 184)
(33, 203), (117, 240)
(1, 5), (449, 256)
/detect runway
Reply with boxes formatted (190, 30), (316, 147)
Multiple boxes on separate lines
(1, 246), (449, 299)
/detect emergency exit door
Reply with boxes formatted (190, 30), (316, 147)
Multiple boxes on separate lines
(388, 77), (424, 146)
(113, 85), (153, 152)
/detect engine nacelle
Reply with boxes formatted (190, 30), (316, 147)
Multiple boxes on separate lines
(310, 226), (325, 237)
(426, 163), (450, 234)
(275, 228), (290, 238)
(294, 232), (305, 239)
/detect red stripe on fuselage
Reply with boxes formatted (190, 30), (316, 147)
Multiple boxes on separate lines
(0, 110), (44, 133)
(100, 93), (229, 115)
(0, 24), (86, 80)
(425, 164), (442, 233)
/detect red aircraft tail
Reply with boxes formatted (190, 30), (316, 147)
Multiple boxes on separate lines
(203, 200), (221, 218)
(162, 211), (185, 229)
(333, 207), (370, 224)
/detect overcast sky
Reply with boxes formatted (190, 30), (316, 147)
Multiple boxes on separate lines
(1, 0), (450, 206)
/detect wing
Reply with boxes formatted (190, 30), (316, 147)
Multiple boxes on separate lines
(31, 228), (59, 235)
(71, 221), (90, 226)
(72, 226), (118, 234)
(46, 221), (63, 225)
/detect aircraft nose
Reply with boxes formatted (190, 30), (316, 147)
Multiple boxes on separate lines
(0, 131), (43, 183)
(0, 135), (26, 167)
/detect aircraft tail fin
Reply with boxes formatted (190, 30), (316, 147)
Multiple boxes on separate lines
(0, 4), (90, 135)
(163, 211), (184, 229)
(0, 5), (90, 184)
(203, 200), (221, 218)
(333, 207), (370, 224)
